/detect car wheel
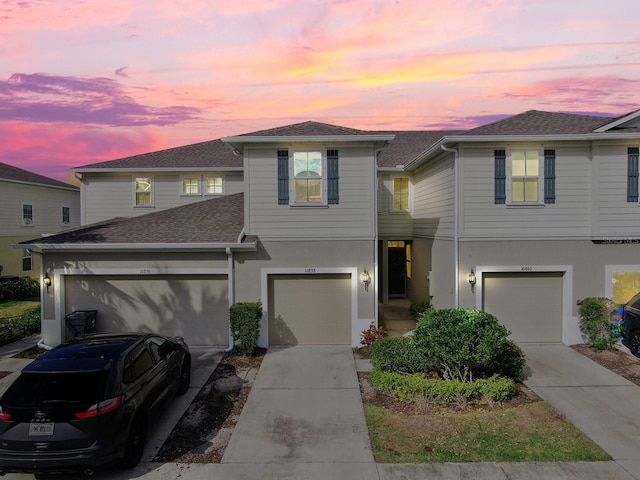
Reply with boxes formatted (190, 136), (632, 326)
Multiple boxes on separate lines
(122, 414), (146, 468)
(630, 330), (640, 358)
(178, 357), (191, 395)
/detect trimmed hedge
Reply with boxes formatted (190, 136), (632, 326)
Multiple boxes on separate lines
(229, 302), (262, 356)
(370, 370), (516, 404)
(0, 306), (40, 346)
(0, 277), (39, 302)
(369, 335), (435, 374)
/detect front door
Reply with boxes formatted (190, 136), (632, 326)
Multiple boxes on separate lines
(388, 246), (406, 296)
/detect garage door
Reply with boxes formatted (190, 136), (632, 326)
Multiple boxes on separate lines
(268, 274), (351, 345)
(64, 275), (228, 346)
(483, 272), (563, 343)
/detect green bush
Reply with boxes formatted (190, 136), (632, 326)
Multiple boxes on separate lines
(229, 302), (262, 356)
(410, 301), (432, 319)
(577, 297), (617, 351)
(0, 306), (40, 346)
(0, 277), (40, 302)
(413, 308), (525, 382)
(369, 335), (435, 374)
(370, 370), (516, 405)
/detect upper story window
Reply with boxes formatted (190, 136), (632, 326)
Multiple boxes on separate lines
(61, 206), (70, 225)
(22, 204), (33, 226)
(205, 176), (223, 195)
(495, 149), (555, 205)
(134, 177), (153, 206)
(278, 149), (339, 206)
(181, 176), (200, 195)
(393, 177), (410, 211)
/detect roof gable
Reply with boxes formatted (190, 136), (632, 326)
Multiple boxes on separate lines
(0, 162), (78, 190)
(594, 108), (640, 133)
(238, 121), (371, 137)
(377, 130), (464, 168)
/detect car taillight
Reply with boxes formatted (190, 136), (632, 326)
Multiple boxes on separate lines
(0, 406), (11, 421)
(74, 396), (122, 419)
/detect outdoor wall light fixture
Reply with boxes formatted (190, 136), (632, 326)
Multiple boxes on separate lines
(467, 269), (476, 287)
(360, 269), (371, 292)
(43, 272), (52, 292)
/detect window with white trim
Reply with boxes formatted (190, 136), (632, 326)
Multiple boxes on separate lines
(22, 204), (33, 225)
(205, 176), (224, 195)
(181, 176), (200, 195)
(510, 151), (540, 203)
(22, 250), (32, 272)
(278, 150), (339, 205)
(134, 177), (153, 206)
(392, 177), (410, 211)
(495, 149), (555, 205)
(293, 151), (323, 203)
(61, 206), (70, 225)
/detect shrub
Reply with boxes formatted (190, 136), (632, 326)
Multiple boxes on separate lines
(370, 370), (516, 405)
(410, 301), (432, 319)
(229, 302), (262, 356)
(0, 306), (40, 346)
(360, 322), (387, 346)
(369, 335), (435, 374)
(413, 308), (524, 382)
(577, 297), (617, 351)
(0, 277), (40, 302)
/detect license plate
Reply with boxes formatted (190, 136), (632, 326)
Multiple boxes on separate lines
(29, 422), (54, 436)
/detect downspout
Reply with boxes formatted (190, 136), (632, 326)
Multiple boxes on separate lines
(441, 144), (460, 307)
(225, 247), (235, 352)
(26, 249), (53, 350)
(374, 147), (385, 326)
(75, 173), (85, 225)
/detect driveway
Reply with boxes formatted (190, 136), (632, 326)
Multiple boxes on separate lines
(520, 343), (640, 478)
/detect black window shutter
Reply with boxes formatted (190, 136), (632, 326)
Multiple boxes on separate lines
(277, 150), (289, 205)
(544, 149), (556, 204)
(628, 147), (639, 203)
(327, 149), (339, 204)
(494, 149), (506, 204)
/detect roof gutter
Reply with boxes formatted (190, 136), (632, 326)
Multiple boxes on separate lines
(73, 166), (243, 173)
(13, 242), (258, 252)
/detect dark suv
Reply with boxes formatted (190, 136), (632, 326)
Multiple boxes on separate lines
(0, 333), (190, 476)
(622, 293), (640, 358)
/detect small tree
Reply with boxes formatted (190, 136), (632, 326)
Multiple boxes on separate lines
(577, 297), (617, 351)
(229, 302), (262, 356)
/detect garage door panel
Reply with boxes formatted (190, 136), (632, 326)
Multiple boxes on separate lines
(65, 275), (228, 346)
(269, 274), (351, 345)
(483, 272), (563, 343)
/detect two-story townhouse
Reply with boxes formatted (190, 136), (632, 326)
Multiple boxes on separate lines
(19, 109), (640, 350)
(20, 124), (393, 349)
(378, 109), (640, 346)
(0, 162), (79, 280)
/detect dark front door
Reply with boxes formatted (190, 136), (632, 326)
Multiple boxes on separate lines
(388, 247), (406, 296)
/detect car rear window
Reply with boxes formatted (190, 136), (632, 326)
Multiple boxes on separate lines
(2, 372), (107, 409)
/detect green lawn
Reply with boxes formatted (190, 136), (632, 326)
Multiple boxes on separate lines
(0, 300), (40, 321)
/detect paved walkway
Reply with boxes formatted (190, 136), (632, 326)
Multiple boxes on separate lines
(1, 338), (640, 479)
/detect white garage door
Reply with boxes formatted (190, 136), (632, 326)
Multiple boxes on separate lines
(268, 274), (351, 345)
(64, 275), (229, 346)
(483, 272), (563, 343)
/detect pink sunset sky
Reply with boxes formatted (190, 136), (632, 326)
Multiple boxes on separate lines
(1, 0), (639, 184)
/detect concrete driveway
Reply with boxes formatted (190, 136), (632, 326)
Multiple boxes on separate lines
(520, 343), (640, 478)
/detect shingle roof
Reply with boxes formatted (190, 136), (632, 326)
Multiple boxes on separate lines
(237, 121), (373, 137)
(0, 162), (79, 190)
(76, 139), (241, 170)
(376, 130), (464, 168)
(21, 193), (247, 246)
(462, 110), (614, 136)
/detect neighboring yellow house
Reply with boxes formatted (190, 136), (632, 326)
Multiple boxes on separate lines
(0, 162), (79, 280)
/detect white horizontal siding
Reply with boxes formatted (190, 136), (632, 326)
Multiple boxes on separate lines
(245, 145), (376, 239)
(411, 154), (455, 239)
(377, 173), (413, 237)
(461, 143), (592, 238)
(0, 181), (80, 236)
(82, 172), (243, 224)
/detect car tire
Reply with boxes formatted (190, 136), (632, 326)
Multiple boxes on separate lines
(178, 357), (191, 395)
(630, 330), (640, 358)
(122, 414), (146, 468)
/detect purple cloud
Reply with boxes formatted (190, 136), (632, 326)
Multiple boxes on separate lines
(0, 73), (201, 126)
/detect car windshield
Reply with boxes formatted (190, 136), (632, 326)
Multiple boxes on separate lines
(2, 371), (108, 409)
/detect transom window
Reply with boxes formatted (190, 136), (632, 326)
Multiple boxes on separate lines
(134, 177), (153, 206)
(293, 151), (323, 203)
(393, 177), (410, 210)
(22, 204), (33, 225)
(510, 151), (540, 202)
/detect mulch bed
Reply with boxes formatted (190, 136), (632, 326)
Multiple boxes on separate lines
(571, 344), (640, 386)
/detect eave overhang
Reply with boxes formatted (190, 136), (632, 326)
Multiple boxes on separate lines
(73, 166), (243, 174)
(15, 241), (258, 253)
